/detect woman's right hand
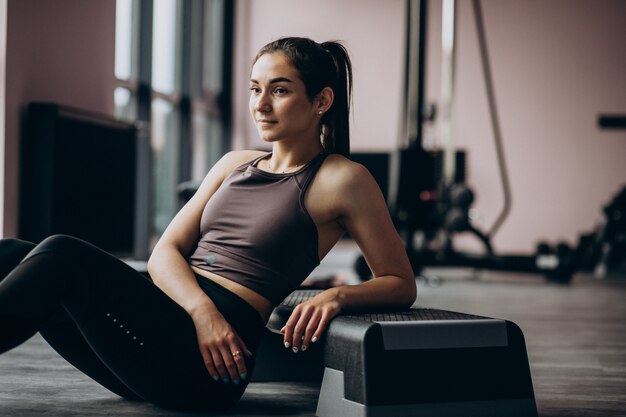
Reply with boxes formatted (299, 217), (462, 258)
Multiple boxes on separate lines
(189, 304), (252, 384)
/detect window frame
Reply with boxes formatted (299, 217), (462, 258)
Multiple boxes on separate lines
(113, 0), (234, 259)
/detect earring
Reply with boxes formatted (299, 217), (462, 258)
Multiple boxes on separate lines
(318, 111), (323, 115)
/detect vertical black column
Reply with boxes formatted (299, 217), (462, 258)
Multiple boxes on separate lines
(178, 0), (194, 183)
(390, 0), (430, 268)
(414, 0), (427, 149)
(220, 0), (235, 153)
(133, 0), (154, 260)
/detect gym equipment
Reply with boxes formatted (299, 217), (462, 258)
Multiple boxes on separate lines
(251, 291), (325, 382)
(598, 114), (626, 129)
(255, 290), (538, 417)
(356, 0), (577, 283)
(572, 186), (626, 278)
(354, 146), (577, 283)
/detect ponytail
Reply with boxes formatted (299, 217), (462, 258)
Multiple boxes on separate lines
(320, 41), (352, 158)
(254, 37), (353, 158)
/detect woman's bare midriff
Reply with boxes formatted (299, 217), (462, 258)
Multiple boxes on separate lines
(190, 265), (274, 323)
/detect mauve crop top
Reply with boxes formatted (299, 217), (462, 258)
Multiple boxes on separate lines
(188, 150), (329, 305)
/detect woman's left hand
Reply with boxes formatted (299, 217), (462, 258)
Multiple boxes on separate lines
(281, 288), (342, 352)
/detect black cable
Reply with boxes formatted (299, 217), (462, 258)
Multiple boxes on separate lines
(472, 0), (512, 239)
(468, 224), (494, 256)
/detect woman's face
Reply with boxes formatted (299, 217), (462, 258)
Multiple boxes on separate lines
(249, 53), (320, 144)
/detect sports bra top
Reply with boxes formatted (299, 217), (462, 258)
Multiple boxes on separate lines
(188, 150), (329, 305)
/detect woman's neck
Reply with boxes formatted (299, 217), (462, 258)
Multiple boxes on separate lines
(267, 142), (324, 173)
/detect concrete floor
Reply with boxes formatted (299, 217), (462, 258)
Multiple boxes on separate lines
(1, 243), (625, 416)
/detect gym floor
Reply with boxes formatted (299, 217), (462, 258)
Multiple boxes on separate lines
(1, 242), (625, 417)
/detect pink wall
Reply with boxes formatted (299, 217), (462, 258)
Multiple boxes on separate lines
(426, 0), (626, 252)
(232, 0), (407, 152)
(2, 0), (116, 237)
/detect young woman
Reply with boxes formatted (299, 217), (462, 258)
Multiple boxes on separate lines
(0, 37), (415, 410)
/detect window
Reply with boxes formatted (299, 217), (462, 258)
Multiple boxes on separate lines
(114, 0), (233, 256)
(114, 0), (138, 121)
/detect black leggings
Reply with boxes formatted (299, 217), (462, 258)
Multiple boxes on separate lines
(0, 235), (265, 410)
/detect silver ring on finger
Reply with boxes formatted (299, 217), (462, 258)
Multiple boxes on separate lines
(232, 350), (242, 358)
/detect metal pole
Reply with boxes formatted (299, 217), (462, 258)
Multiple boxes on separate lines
(440, 0), (456, 185)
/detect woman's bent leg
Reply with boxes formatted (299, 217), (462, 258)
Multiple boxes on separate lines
(0, 238), (143, 401)
(39, 313), (145, 401)
(0, 235), (251, 409)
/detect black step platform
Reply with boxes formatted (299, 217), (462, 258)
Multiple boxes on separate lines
(255, 290), (538, 417)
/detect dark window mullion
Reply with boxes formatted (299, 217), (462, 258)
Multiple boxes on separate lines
(178, 0), (194, 184)
(137, 0), (154, 122)
(220, 0), (234, 153)
(134, 0), (154, 259)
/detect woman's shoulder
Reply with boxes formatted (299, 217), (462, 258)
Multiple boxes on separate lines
(319, 153), (377, 191)
(315, 153), (384, 214)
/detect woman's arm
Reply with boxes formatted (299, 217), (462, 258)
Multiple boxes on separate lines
(147, 156), (225, 315)
(147, 151), (261, 383)
(282, 162), (416, 352)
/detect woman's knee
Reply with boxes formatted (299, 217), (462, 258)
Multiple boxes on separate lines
(15, 235), (95, 270)
(25, 234), (107, 262)
(35, 234), (86, 253)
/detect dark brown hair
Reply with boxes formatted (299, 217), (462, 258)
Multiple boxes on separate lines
(254, 37), (353, 157)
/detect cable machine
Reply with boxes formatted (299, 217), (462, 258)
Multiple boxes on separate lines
(355, 0), (576, 283)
